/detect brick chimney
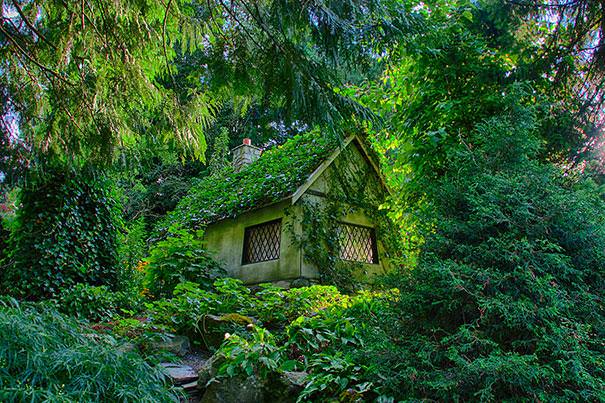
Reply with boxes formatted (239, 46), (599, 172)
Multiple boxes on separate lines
(231, 138), (261, 172)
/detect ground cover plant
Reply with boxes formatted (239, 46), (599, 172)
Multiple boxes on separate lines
(0, 300), (179, 402)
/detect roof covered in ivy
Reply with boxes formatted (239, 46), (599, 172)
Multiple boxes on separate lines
(163, 130), (340, 229)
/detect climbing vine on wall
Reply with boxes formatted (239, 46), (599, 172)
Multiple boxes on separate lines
(290, 141), (402, 292)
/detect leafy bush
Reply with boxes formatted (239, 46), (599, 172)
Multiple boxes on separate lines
(217, 327), (286, 379)
(251, 284), (351, 327)
(209, 290), (397, 401)
(147, 281), (351, 335)
(56, 284), (132, 322)
(145, 281), (220, 336)
(143, 279), (256, 346)
(283, 285), (349, 321)
(0, 300), (179, 402)
(116, 217), (148, 295)
(0, 217), (8, 267)
(144, 229), (225, 298)
(1, 167), (121, 299)
(298, 353), (374, 402)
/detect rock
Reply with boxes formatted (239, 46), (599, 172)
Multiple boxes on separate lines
(182, 381), (198, 391)
(281, 371), (307, 388)
(117, 342), (137, 353)
(271, 280), (292, 289)
(160, 363), (198, 385)
(290, 278), (311, 288)
(201, 314), (256, 350)
(151, 334), (190, 356)
(273, 371), (307, 401)
(205, 313), (254, 325)
(197, 353), (224, 389)
(197, 351), (305, 403)
(200, 375), (265, 403)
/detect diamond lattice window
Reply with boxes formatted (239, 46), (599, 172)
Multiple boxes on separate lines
(242, 219), (282, 264)
(337, 223), (378, 264)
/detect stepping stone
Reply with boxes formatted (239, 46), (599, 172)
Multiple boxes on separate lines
(182, 381), (198, 391)
(151, 334), (191, 356)
(160, 363), (198, 385)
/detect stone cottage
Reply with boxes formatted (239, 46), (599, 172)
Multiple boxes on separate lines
(170, 131), (391, 286)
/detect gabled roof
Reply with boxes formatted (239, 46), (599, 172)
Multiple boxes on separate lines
(162, 130), (386, 230)
(291, 135), (389, 204)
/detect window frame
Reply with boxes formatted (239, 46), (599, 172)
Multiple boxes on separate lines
(336, 221), (379, 264)
(241, 218), (283, 265)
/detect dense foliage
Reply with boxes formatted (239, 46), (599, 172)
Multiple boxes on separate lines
(144, 229), (225, 298)
(135, 280), (350, 342)
(1, 168), (120, 300)
(0, 300), (178, 402)
(55, 284), (137, 322)
(381, 108), (605, 400)
(1, 0), (415, 168)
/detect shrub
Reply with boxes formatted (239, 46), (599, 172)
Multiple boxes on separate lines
(1, 167), (121, 299)
(146, 280), (351, 336)
(252, 284), (350, 327)
(145, 281), (218, 336)
(144, 229), (225, 298)
(0, 300), (179, 402)
(116, 216), (148, 296)
(209, 290), (397, 401)
(283, 285), (349, 320)
(144, 279), (255, 344)
(0, 217), (8, 267)
(217, 327), (285, 379)
(55, 284), (131, 322)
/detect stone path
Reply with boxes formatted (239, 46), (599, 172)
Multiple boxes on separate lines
(160, 363), (198, 385)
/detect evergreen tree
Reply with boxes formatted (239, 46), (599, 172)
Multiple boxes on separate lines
(384, 101), (605, 400)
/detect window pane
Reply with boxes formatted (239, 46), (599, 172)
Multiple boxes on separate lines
(337, 223), (378, 264)
(243, 219), (282, 264)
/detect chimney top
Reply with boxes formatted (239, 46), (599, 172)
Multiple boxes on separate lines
(232, 138), (261, 172)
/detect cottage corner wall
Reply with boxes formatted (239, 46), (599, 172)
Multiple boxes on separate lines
(298, 140), (390, 282)
(203, 200), (302, 285)
(297, 193), (390, 283)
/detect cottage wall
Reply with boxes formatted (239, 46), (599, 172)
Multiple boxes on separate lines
(203, 200), (303, 284)
(298, 141), (389, 281)
(298, 194), (390, 281)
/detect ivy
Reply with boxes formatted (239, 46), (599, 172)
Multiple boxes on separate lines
(1, 167), (121, 300)
(290, 141), (401, 291)
(160, 129), (338, 233)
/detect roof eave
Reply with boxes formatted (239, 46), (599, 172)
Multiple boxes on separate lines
(291, 136), (356, 205)
(205, 196), (294, 226)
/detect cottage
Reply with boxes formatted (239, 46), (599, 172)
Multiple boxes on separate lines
(169, 131), (392, 287)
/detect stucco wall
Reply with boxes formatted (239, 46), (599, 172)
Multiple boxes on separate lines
(204, 200), (303, 284)
(298, 193), (389, 282)
(299, 140), (389, 281)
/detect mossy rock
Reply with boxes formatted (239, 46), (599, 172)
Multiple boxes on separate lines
(201, 314), (256, 350)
